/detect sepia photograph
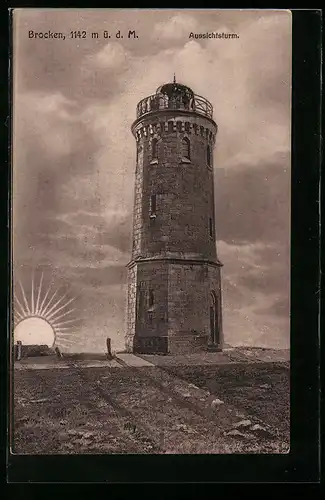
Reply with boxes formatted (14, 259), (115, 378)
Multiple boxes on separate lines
(11, 8), (291, 455)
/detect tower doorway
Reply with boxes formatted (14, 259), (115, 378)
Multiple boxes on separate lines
(209, 291), (219, 345)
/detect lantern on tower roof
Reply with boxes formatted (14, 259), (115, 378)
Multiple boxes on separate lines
(156, 81), (194, 100)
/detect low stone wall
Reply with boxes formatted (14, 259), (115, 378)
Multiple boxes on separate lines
(13, 344), (55, 359)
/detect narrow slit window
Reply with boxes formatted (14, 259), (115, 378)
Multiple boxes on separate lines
(148, 311), (153, 324)
(209, 217), (214, 238)
(137, 290), (145, 320)
(181, 137), (191, 160)
(207, 145), (211, 167)
(152, 138), (158, 159)
(149, 290), (154, 308)
(150, 195), (157, 217)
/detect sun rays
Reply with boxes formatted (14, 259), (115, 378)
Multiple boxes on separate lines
(13, 271), (83, 350)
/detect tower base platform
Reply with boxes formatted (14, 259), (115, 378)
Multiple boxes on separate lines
(130, 334), (223, 355)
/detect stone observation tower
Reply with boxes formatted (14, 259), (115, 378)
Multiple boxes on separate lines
(125, 78), (223, 354)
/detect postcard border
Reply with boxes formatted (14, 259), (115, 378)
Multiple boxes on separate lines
(3, 6), (321, 484)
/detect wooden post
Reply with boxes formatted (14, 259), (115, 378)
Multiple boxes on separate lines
(55, 346), (63, 359)
(106, 338), (112, 359)
(16, 341), (22, 361)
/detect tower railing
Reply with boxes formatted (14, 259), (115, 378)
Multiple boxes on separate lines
(136, 93), (213, 120)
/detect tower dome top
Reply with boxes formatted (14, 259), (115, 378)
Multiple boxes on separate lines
(156, 82), (194, 101)
(134, 79), (214, 121)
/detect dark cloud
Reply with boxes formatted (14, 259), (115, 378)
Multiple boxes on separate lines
(255, 296), (290, 317)
(239, 266), (288, 296)
(215, 153), (290, 244)
(96, 215), (132, 253)
(75, 265), (127, 288)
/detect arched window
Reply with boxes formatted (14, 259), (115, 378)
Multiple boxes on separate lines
(207, 145), (212, 167)
(150, 194), (157, 218)
(181, 137), (191, 160)
(149, 290), (154, 308)
(151, 138), (158, 159)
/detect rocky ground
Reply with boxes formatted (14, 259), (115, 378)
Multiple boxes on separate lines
(12, 351), (289, 455)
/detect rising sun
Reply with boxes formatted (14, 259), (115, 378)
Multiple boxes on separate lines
(14, 317), (56, 347)
(13, 272), (80, 350)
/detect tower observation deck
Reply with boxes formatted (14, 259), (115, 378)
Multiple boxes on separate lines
(135, 82), (213, 120)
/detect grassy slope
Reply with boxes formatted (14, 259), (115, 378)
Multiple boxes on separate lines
(165, 362), (290, 440)
(12, 362), (290, 454)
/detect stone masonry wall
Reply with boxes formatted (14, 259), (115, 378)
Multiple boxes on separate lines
(125, 264), (137, 352)
(168, 262), (210, 337)
(132, 113), (218, 261)
(134, 261), (169, 338)
(167, 262), (223, 353)
(131, 142), (144, 260)
(126, 260), (223, 353)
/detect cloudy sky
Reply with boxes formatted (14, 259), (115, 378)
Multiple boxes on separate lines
(12, 9), (292, 352)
